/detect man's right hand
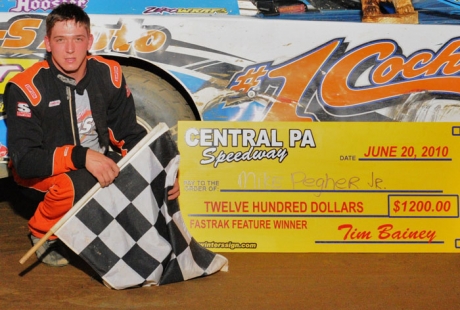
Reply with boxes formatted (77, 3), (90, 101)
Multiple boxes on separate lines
(85, 149), (120, 187)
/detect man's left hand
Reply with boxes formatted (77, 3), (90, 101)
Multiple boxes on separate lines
(168, 178), (180, 200)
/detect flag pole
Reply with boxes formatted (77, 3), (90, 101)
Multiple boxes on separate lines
(18, 183), (101, 264)
(19, 123), (169, 264)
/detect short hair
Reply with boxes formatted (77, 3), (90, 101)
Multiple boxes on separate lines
(46, 3), (90, 37)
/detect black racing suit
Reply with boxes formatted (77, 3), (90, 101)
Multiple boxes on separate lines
(6, 54), (146, 179)
(4, 54), (147, 237)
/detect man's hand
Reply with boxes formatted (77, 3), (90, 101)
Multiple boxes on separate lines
(168, 178), (180, 200)
(85, 149), (120, 187)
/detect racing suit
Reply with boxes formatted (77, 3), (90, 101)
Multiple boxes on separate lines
(5, 54), (147, 238)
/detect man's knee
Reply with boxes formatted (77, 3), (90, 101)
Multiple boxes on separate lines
(66, 169), (98, 202)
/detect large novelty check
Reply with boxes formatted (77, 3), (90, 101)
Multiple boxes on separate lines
(178, 122), (460, 252)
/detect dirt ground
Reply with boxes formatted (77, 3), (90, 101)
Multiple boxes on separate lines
(1, 176), (460, 310)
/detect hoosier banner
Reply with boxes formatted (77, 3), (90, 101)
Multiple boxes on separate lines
(178, 121), (460, 253)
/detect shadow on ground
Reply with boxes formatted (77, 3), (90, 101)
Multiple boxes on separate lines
(0, 176), (36, 219)
(0, 176), (103, 284)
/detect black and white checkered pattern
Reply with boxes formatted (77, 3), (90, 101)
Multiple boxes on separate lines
(55, 125), (228, 290)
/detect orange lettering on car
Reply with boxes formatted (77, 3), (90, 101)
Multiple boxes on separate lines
(3, 19), (42, 48)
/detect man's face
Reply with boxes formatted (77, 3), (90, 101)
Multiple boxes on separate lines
(44, 20), (93, 83)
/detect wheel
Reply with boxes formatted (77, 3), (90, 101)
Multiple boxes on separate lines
(122, 66), (197, 140)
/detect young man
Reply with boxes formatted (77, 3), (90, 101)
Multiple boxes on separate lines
(5, 3), (179, 267)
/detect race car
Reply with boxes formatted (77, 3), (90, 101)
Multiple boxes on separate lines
(1, 0), (460, 178)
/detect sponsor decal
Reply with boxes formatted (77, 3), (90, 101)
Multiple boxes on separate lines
(9, 0), (88, 13)
(143, 6), (228, 15)
(222, 38), (460, 121)
(49, 99), (60, 107)
(16, 102), (31, 118)
(0, 17), (169, 53)
(0, 143), (7, 157)
(0, 64), (23, 82)
(24, 83), (38, 99)
(113, 65), (119, 84)
(0, 59), (39, 94)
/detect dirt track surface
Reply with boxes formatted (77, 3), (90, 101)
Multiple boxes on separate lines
(2, 177), (460, 309)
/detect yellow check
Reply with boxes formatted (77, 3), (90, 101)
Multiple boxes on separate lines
(178, 121), (460, 252)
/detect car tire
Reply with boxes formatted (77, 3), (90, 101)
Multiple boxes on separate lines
(122, 66), (197, 140)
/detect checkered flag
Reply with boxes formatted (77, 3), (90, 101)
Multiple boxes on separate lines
(54, 123), (228, 290)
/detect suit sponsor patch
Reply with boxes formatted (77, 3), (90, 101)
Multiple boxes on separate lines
(16, 102), (31, 118)
(49, 99), (61, 107)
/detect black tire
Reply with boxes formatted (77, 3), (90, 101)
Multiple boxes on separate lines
(122, 66), (197, 140)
